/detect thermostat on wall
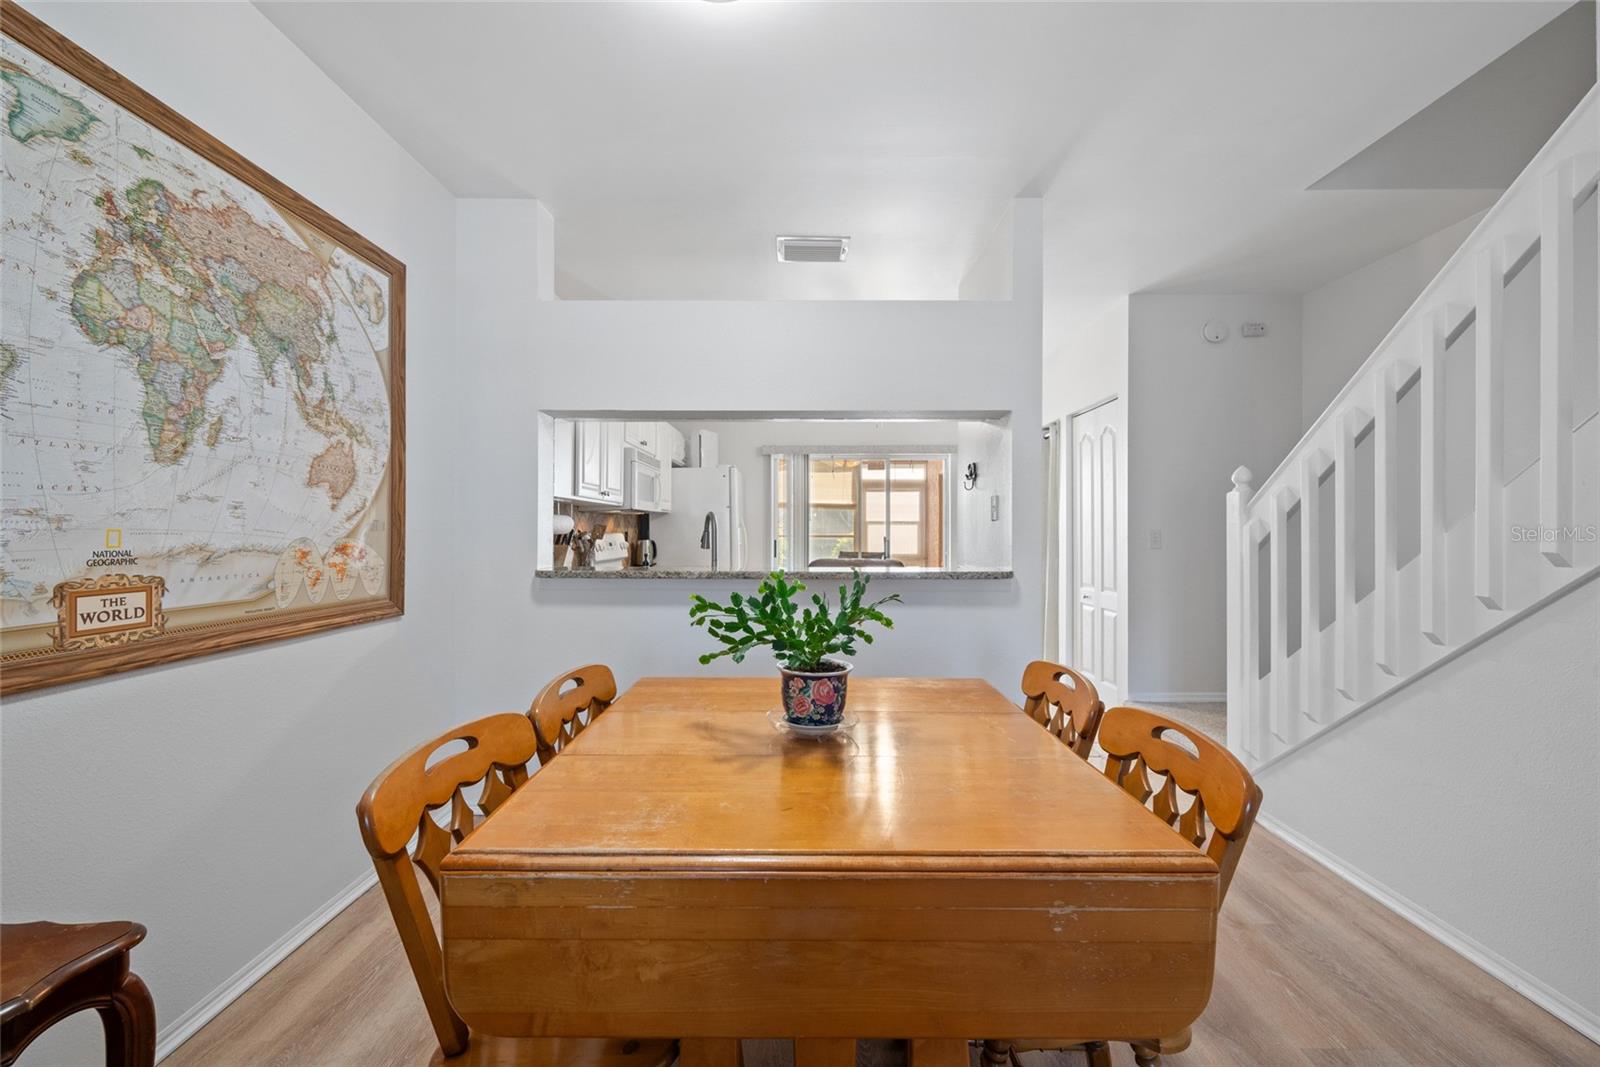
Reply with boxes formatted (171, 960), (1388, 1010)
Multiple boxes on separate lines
(1241, 321), (1268, 338)
(1202, 319), (1229, 344)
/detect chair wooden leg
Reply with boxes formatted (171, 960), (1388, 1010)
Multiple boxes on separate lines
(98, 971), (156, 1067)
(1155, 1027), (1191, 1054)
(1083, 1041), (1113, 1067)
(978, 1039), (1011, 1067)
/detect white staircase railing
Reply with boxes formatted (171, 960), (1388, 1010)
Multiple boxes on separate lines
(1226, 88), (1600, 771)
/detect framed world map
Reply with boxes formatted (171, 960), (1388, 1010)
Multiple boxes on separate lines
(1, 2), (405, 695)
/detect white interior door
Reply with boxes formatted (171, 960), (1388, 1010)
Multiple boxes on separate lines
(1072, 399), (1122, 706)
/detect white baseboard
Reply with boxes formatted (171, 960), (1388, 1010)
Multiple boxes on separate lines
(1258, 815), (1600, 1046)
(154, 868), (378, 1063)
(1127, 691), (1225, 704)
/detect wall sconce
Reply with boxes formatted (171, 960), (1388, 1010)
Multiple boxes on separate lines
(963, 462), (978, 491)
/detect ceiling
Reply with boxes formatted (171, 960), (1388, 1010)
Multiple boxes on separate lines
(257, 1), (1578, 352)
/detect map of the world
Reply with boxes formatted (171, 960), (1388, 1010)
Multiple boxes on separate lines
(1, 29), (398, 669)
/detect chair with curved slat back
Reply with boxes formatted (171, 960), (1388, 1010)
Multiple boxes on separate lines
(528, 664), (618, 765)
(983, 706), (1263, 1067)
(1018, 660), (1104, 759)
(356, 713), (676, 1067)
(1098, 706), (1262, 901)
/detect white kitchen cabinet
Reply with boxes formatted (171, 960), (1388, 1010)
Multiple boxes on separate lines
(569, 420), (669, 509)
(663, 423), (688, 467)
(626, 421), (681, 464)
(572, 420), (628, 506)
(576, 420), (605, 500)
(623, 422), (656, 453)
(600, 421), (626, 503)
(552, 418), (576, 500)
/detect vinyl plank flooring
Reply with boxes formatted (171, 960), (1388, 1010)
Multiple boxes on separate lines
(160, 830), (1596, 1067)
(160, 886), (437, 1067)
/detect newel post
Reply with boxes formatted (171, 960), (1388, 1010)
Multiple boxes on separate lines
(1225, 466), (1255, 763)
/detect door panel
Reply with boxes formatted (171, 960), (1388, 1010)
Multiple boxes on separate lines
(1078, 444), (1095, 584)
(577, 421), (604, 500)
(1100, 609), (1119, 687)
(1100, 427), (1118, 593)
(602, 422), (626, 502)
(1077, 602), (1096, 676)
(1072, 400), (1123, 707)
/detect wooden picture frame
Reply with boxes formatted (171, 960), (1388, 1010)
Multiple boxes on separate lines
(0, 1), (405, 695)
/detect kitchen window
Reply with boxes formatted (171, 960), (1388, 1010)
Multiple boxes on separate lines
(770, 452), (951, 571)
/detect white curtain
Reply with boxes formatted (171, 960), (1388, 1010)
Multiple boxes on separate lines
(1042, 421), (1063, 660)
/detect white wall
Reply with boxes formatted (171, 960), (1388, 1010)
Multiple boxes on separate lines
(1257, 578), (1600, 1039)
(1127, 294), (1304, 700)
(1300, 212), (1483, 427)
(958, 202), (1014, 300)
(954, 420), (1011, 568)
(0, 4), (461, 1064)
(1044, 297), (1128, 426)
(453, 201), (1044, 717)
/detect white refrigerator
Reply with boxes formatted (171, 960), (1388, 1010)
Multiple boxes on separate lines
(655, 465), (747, 571)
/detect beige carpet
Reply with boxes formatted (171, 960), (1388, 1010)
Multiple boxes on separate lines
(1125, 701), (1226, 744)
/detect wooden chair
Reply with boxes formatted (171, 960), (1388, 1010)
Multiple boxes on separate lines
(983, 706), (1263, 1067)
(1, 921), (155, 1067)
(1019, 660), (1104, 759)
(356, 713), (675, 1067)
(528, 664), (618, 764)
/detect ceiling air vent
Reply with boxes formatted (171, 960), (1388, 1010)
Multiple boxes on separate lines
(776, 235), (849, 263)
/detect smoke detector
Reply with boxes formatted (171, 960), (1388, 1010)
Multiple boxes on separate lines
(776, 235), (849, 263)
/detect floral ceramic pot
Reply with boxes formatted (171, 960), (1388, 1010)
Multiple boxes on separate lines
(778, 660), (852, 727)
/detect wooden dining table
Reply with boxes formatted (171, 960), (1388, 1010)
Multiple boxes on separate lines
(440, 677), (1219, 1065)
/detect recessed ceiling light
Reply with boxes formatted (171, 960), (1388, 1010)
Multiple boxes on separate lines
(776, 235), (849, 264)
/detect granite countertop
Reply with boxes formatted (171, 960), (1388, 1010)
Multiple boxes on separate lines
(536, 566), (1014, 580)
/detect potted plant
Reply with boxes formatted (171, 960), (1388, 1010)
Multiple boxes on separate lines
(689, 571), (900, 728)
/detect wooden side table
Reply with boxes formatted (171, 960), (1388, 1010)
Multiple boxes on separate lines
(1, 921), (155, 1067)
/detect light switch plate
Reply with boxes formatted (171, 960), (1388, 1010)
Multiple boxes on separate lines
(990, 495), (1000, 521)
(1149, 529), (1163, 550)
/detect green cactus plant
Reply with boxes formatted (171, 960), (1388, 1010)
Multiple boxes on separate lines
(689, 570), (899, 671)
